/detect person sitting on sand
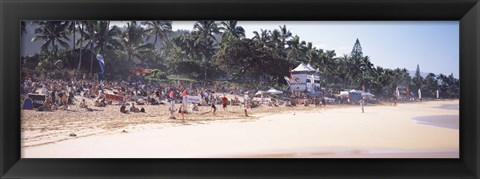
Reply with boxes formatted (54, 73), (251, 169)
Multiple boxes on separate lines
(41, 97), (52, 111)
(130, 103), (137, 112)
(61, 92), (69, 110)
(94, 99), (105, 107)
(140, 107), (145, 113)
(190, 102), (199, 112)
(303, 98), (309, 106)
(120, 104), (128, 114)
(79, 99), (88, 108)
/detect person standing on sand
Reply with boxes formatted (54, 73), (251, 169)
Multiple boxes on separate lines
(210, 102), (217, 116)
(182, 88), (187, 109)
(392, 95), (398, 107)
(244, 92), (250, 117)
(169, 89), (175, 106)
(359, 97), (365, 113)
(221, 95), (228, 111)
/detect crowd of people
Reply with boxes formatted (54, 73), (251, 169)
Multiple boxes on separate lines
(21, 76), (268, 117)
(22, 74), (361, 119)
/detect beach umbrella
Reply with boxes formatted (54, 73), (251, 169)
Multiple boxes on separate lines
(254, 90), (264, 96)
(266, 87), (283, 95)
(362, 92), (375, 97)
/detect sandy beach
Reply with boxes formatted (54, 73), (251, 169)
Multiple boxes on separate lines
(22, 100), (459, 158)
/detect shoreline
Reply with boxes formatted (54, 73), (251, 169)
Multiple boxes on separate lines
(22, 100), (459, 158)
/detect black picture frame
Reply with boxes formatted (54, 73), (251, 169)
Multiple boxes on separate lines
(1, 0), (479, 178)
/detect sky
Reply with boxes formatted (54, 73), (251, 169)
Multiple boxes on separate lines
(105, 21), (460, 77)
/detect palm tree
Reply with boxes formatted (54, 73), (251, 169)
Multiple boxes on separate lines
(193, 21), (221, 80)
(323, 50), (336, 74)
(94, 21), (122, 54)
(269, 29), (282, 48)
(220, 21), (245, 39)
(141, 21), (173, 48)
(278, 25), (292, 51)
(286, 35), (303, 64)
(32, 21), (70, 58)
(79, 21), (98, 74)
(119, 21), (153, 66)
(66, 21), (77, 50)
(335, 54), (351, 89)
(252, 29), (270, 45)
(76, 21), (86, 72)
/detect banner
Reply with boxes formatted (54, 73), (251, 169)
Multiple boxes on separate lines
(253, 97), (272, 103)
(105, 93), (124, 101)
(185, 95), (201, 104)
(96, 54), (105, 74)
(28, 94), (46, 108)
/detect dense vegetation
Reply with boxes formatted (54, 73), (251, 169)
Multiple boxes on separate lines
(21, 21), (459, 99)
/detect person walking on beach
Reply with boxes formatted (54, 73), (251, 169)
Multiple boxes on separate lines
(210, 102), (217, 116)
(243, 92), (250, 117)
(182, 88), (187, 109)
(392, 95), (398, 107)
(169, 89), (175, 107)
(322, 97), (326, 108)
(359, 97), (365, 113)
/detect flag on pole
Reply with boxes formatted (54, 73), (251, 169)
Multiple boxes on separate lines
(96, 54), (105, 74)
(396, 86), (400, 98)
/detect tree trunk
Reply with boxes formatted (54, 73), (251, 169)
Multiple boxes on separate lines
(77, 23), (83, 73)
(154, 34), (158, 48)
(90, 42), (94, 75)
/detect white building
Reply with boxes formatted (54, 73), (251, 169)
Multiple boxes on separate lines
(284, 62), (321, 94)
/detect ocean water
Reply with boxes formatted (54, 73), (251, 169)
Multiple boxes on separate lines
(412, 115), (459, 129)
(437, 104), (459, 110)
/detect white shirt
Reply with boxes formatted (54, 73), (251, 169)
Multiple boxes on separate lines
(41, 87), (48, 95)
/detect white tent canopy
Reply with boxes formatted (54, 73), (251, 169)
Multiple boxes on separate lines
(266, 87), (283, 95)
(349, 89), (375, 97)
(254, 90), (265, 96)
(340, 91), (349, 96)
(292, 62), (316, 72)
(306, 63), (316, 71)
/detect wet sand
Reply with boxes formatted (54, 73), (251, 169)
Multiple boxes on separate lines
(22, 100), (459, 158)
